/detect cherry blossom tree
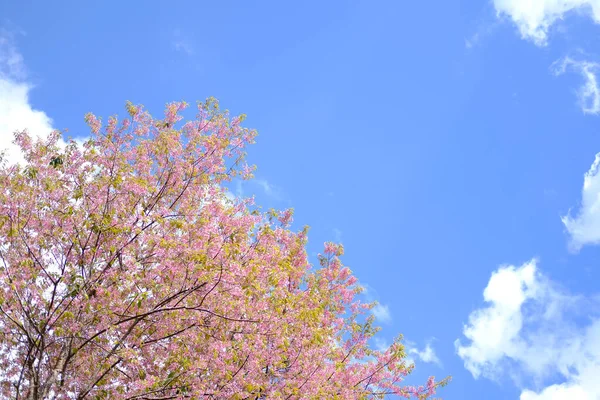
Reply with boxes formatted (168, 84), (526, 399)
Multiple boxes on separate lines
(0, 99), (449, 399)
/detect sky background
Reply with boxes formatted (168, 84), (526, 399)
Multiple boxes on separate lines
(3, 1), (600, 399)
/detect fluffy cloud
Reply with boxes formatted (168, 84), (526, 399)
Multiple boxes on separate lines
(552, 57), (600, 115)
(493, 0), (600, 45)
(562, 152), (600, 250)
(0, 30), (54, 165)
(456, 260), (541, 379)
(521, 381), (594, 400)
(456, 260), (600, 399)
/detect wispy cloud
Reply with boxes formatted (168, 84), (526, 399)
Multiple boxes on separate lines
(255, 178), (276, 197)
(373, 337), (390, 353)
(456, 259), (600, 398)
(464, 32), (481, 50)
(332, 228), (342, 243)
(372, 337), (441, 367)
(0, 27), (54, 165)
(172, 29), (194, 55)
(552, 57), (600, 115)
(492, 0), (600, 46)
(173, 40), (193, 55)
(235, 180), (244, 197)
(371, 303), (392, 324)
(562, 152), (600, 250)
(465, 17), (501, 50)
(361, 284), (393, 324)
(407, 341), (441, 366)
(0, 29), (26, 79)
(254, 178), (284, 201)
(232, 178), (285, 203)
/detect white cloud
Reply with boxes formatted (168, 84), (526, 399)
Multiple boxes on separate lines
(0, 29), (54, 165)
(408, 341), (441, 366)
(230, 178), (284, 202)
(521, 382), (592, 400)
(519, 319), (600, 399)
(255, 178), (276, 197)
(254, 178), (284, 201)
(373, 337), (390, 353)
(235, 180), (244, 197)
(456, 260), (540, 379)
(493, 0), (600, 45)
(373, 337), (439, 367)
(0, 31), (25, 79)
(552, 57), (600, 115)
(372, 303), (392, 324)
(369, 300), (439, 366)
(562, 152), (600, 251)
(456, 259), (600, 399)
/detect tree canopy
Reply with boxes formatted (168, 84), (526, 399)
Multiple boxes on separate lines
(0, 99), (448, 399)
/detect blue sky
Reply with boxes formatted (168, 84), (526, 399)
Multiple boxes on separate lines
(3, 1), (600, 398)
